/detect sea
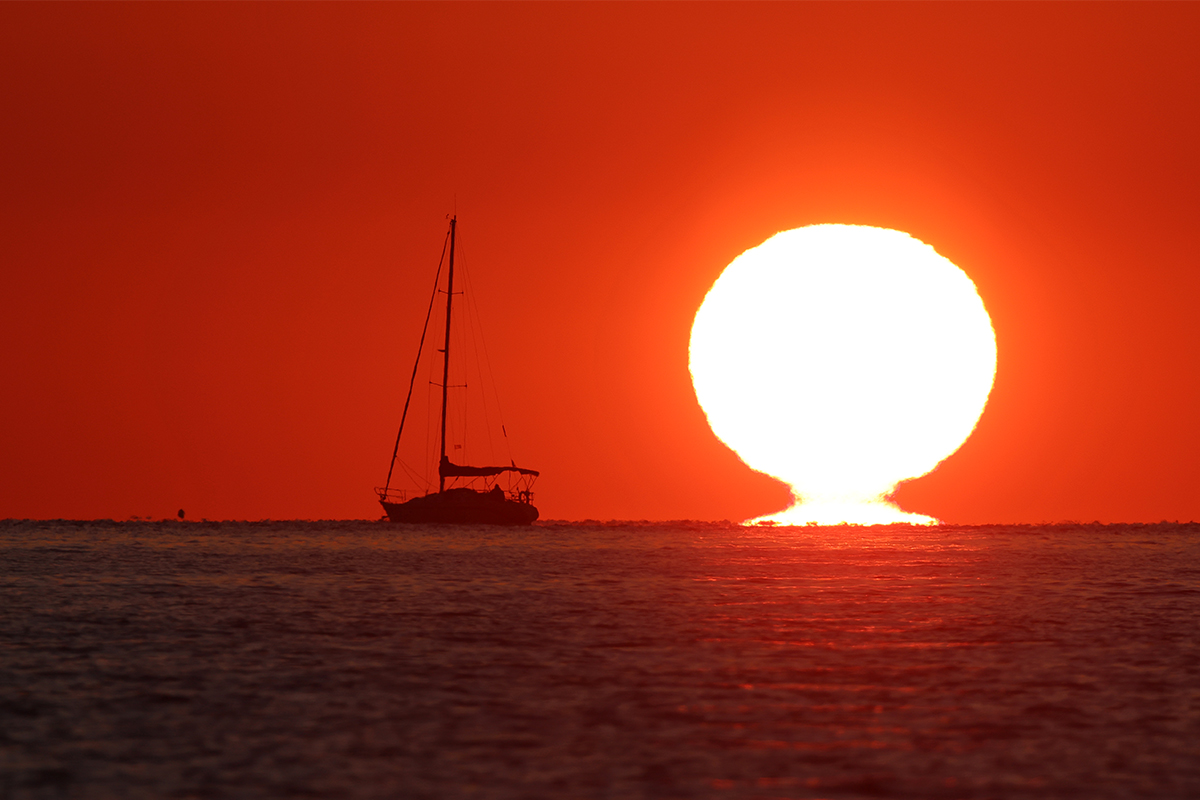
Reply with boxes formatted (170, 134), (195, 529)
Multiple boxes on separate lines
(1, 520), (1197, 800)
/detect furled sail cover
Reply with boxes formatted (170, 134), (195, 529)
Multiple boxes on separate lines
(439, 456), (540, 478)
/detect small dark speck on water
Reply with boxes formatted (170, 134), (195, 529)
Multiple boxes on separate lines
(0, 519), (1198, 799)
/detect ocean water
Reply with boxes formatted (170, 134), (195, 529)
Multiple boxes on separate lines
(1, 520), (1198, 800)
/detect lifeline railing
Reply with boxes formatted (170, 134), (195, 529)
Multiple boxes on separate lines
(374, 487), (408, 504)
(375, 486), (535, 505)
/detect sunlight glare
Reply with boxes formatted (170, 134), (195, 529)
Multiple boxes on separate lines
(689, 224), (997, 525)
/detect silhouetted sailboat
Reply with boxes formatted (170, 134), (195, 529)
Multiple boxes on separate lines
(375, 216), (540, 525)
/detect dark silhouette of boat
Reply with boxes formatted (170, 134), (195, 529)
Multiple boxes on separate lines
(375, 216), (540, 525)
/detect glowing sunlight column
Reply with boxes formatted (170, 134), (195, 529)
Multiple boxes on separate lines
(689, 224), (997, 525)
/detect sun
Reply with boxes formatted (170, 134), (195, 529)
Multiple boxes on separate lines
(689, 224), (997, 525)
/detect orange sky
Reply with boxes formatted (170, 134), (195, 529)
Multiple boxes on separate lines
(2, 3), (1198, 523)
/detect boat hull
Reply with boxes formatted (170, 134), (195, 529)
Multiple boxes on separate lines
(380, 488), (539, 526)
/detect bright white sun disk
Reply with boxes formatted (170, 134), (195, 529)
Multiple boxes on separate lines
(689, 224), (996, 525)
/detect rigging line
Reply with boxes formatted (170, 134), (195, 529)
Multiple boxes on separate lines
(442, 232), (463, 463)
(452, 283), (469, 462)
(463, 245), (506, 462)
(424, 278), (444, 493)
(424, 364), (435, 493)
(396, 455), (428, 492)
(423, 296), (443, 495)
(469, 287), (496, 461)
(383, 226), (450, 494)
(399, 459), (422, 484)
(459, 241), (515, 464)
(456, 242), (498, 464)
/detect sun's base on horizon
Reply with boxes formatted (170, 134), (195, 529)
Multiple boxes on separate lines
(748, 498), (940, 527)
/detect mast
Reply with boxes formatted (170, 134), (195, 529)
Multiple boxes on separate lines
(438, 216), (457, 492)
